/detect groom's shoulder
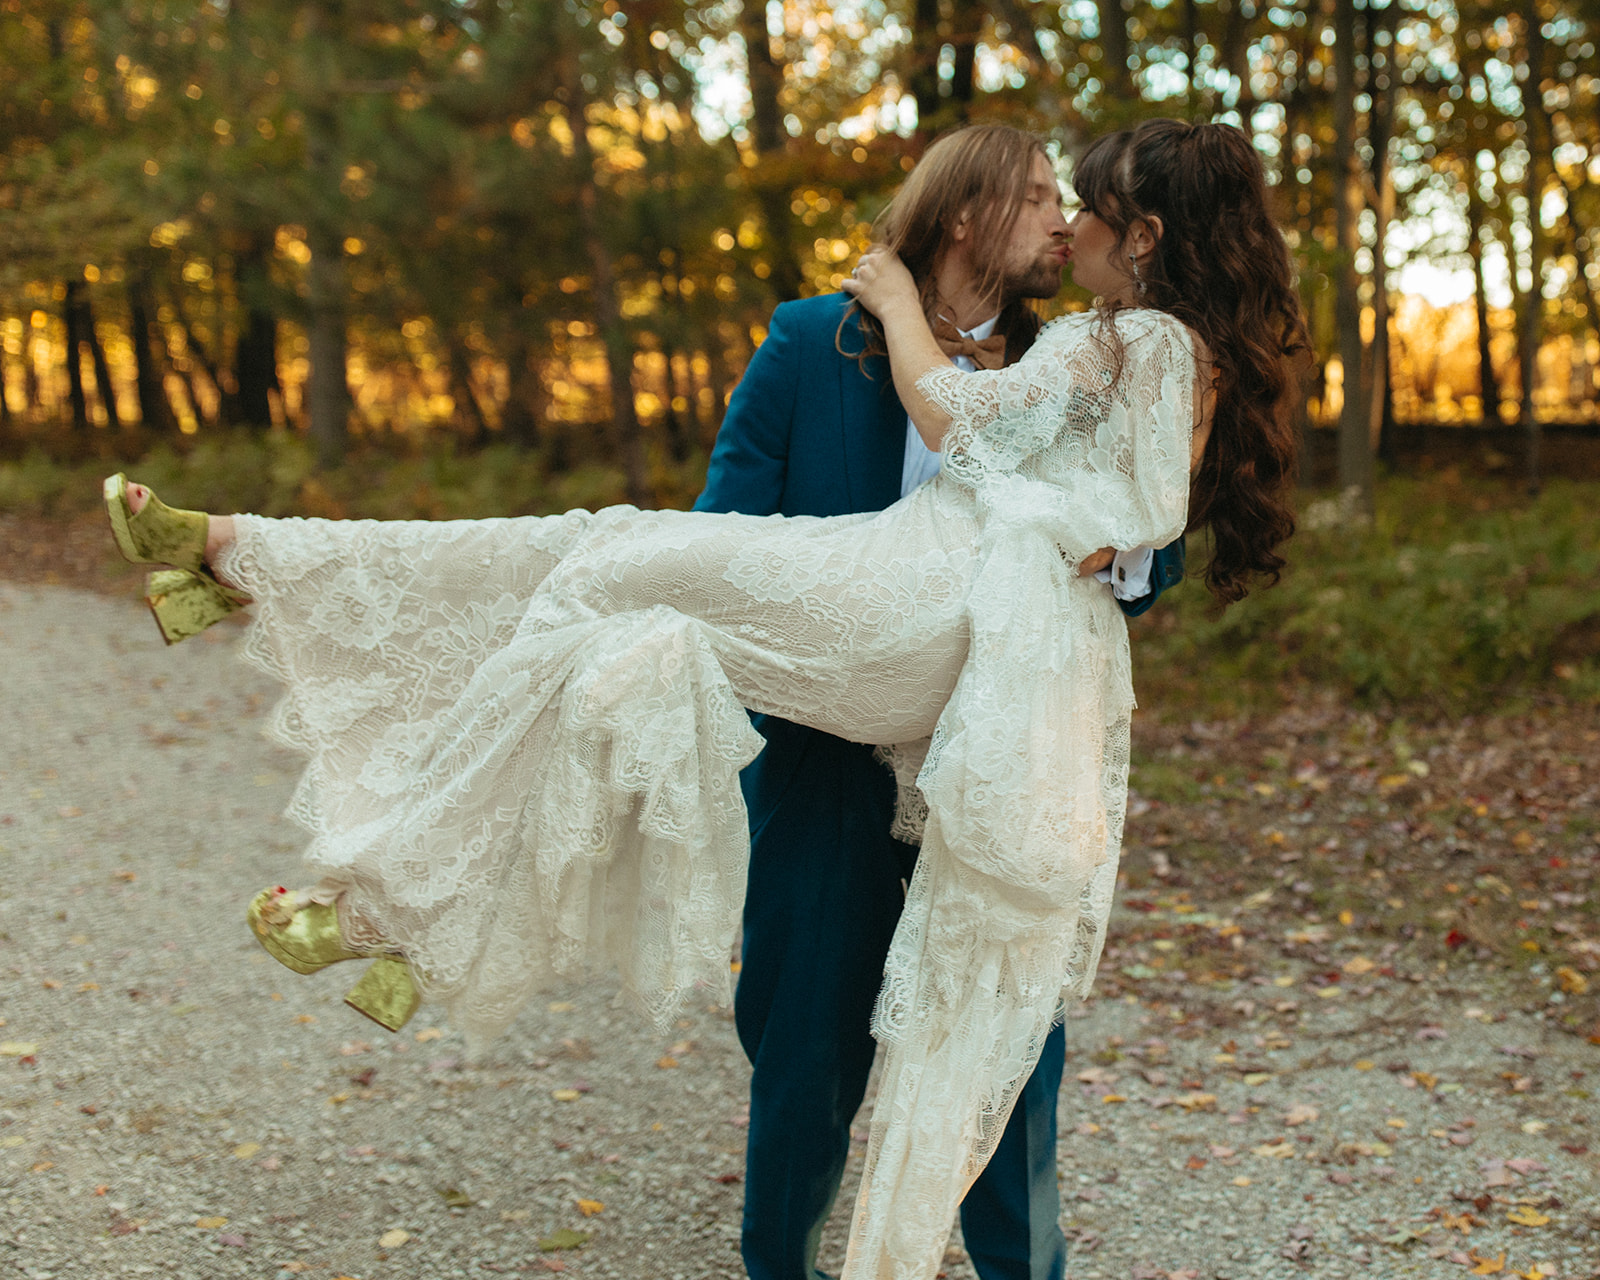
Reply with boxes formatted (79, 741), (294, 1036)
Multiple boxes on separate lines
(768, 291), (855, 345)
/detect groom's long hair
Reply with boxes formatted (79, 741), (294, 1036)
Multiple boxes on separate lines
(843, 124), (1048, 369)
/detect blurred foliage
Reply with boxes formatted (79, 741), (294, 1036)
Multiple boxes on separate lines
(1132, 475), (1600, 712)
(0, 0), (1596, 481)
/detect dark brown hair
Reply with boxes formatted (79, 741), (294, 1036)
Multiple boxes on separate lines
(844, 124), (1047, 366)
(1073, 118), (1310, 603)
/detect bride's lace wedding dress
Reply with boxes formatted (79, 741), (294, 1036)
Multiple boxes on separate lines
(216, 308), (1199, 1279)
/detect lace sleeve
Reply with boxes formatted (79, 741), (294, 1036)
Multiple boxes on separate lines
(919, 310), (1198, 558)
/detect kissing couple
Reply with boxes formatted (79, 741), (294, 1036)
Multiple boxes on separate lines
(105, 118), (1305, 1278)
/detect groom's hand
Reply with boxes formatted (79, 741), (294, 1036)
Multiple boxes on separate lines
(1079, 548), (1115, 577)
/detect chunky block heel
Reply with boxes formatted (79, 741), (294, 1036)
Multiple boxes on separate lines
(344, 957), (422, 1032)
(145, 569), (246, 646)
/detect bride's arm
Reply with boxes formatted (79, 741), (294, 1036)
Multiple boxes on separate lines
(840, 249), (956, 451)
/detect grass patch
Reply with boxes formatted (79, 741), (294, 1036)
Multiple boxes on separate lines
(1131, 474), (1600, 713)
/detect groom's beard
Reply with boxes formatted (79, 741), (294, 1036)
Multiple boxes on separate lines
(1002, 253), (1065, 303)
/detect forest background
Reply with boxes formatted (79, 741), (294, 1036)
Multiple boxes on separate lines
(1, 0), (1598, 708)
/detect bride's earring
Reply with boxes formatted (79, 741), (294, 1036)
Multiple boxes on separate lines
(1128, 252), (1147, 298)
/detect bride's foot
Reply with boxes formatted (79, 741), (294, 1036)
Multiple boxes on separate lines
(247, 887), (422, 1032)
(103, 474), (248, 645)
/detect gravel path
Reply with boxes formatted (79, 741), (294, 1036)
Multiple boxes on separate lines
(2, 582), (1596, 1280)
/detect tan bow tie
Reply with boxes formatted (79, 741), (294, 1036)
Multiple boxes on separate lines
(932, 317), (1006, 370)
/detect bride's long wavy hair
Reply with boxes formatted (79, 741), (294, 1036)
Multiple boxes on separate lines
(1073, 119), (1310, 602)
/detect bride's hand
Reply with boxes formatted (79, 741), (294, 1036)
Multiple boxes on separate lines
(841, 247), (918, 319)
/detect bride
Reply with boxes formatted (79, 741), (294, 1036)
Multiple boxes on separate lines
(105, 118), (1306, 1278)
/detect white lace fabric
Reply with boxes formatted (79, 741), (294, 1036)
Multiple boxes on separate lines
(216, 309), (1197, 1280)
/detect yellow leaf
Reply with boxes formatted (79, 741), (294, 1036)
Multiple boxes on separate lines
(575, 1198), (604, 1217)
(77, 982), (100, 992)
(232, 1143), (261, 1159)
(1272, 975), (1295, 987)
(1101, 1094), (1127, 1104)
(1470, 1251), (1506, 1275)
(1231, 1175), (1251, 1187)
(414, 1027), (443, 1042)
(1316, 986), (1343, 999)
(378, 1228), (410, 1249)
(1386, 1118), (1407, 1129)
(1555, 967), (1589, 996)
(0, 1042), (38, 1057)
(1506, 1206), (1550, 1227)
(326, 1092), (349, 1105)
(1242, 1072), (1273, 1086)
(1342, 956), (1375, 975)
(547, 1002), (576, 1013)
(552, 1088), (581, 1102)
(1174, 1092), (1217, 1111)
(194, 1217), (228, 1230)
(1354, 1059), (1375, 1071)
(1338, 910), (1354, 926)
(656, 1056), (680, 1069)
(293, 1014), (317, 1024)
(1411, 1071), (1439, 1090)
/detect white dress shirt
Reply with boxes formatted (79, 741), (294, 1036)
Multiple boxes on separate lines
(899, 315), (1155, 602)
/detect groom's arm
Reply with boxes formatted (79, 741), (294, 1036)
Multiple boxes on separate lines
(694, 303), (802, 517)
(1117, 536), (1187, 619)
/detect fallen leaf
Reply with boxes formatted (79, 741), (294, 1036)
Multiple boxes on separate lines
(218, 1234), (247, 1247)
(1554, 967), (1589, 995)
(551, 1088), (581, 1102)
(538, 1228), (591, 1251)
(232, 1143), (261, 1159)
(1284, 1104), (1319, 1126)
(378, 1228), (410, 1249)
(194, 1217), (228, 1230)
(1252, 1140), (1295, 1159)
(1470, 1251), (1506, 1275)
(547, 1002), (576, 1013)
(656, 1056), (679, 1069)
(439, 1188), (473, 1208)
(1506, 1206), (1550, 1227)
(414, 1027), (443, 1042)
(0, 1042), (38, 1057)
(575, 1199), (603, 1217)
(1185, 1156), (1206, 1170)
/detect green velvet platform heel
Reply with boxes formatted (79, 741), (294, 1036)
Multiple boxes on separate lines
(103, 474), (248, 645)
(247, 888), (423, 1033)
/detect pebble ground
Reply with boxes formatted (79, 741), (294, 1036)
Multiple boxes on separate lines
(2, 582), (1596, 1280)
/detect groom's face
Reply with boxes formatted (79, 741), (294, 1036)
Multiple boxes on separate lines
(996, 152), (1071, 302)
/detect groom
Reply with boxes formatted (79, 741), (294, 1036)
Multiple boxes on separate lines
(695, 124), (1183, 1280)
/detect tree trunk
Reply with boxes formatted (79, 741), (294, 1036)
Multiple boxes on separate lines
(448, 338), (492, 447)
(1332, 0), (1372, 513)
(305, 218), (351, 467)
(561, 58), (650, 506)
(127, 272), (176, 433)
(84, 299), (122, 430)
(1220, 0), (1254, 116)
(1098, 0), (1131, 98)
(911, 0), (944, 131)
(304, 99), (350, 469)
(62, 283), (91, 431)
(1517, 0), (1548, 491)
(949, 0), (981, 113)
(1365, 1), (1395, 463)
(1465, 168), (1502, 427)
(738, 0), (803, 302)
(233, 237), (279, 429)
(1182, 0), (1201, 111)
(501, 330), (544, 450)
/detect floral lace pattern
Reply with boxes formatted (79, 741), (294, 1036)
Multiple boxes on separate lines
(217, 307), (1196, 1280)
